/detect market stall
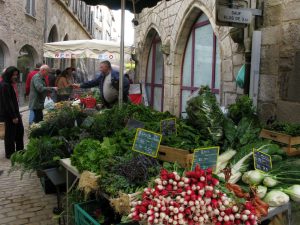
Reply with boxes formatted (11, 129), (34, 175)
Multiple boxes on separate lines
(9, 87), (300, 225)
(43, 39), (133, 81)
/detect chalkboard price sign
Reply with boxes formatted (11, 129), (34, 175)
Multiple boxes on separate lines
(132, 128), (162, 158)
(191, 147), (219, 171)
(126, 119), (145, 130)
(161, 118), (177, 136)
(253, 149), (272, 173)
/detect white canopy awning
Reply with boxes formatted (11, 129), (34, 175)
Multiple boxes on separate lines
(43, 39), (133, 61)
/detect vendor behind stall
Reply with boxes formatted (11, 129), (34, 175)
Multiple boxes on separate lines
(72, 60), (130, 107)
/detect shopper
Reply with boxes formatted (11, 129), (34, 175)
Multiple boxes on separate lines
(28, 65), (57, 123)
(0, 66), (24, 159)
(25, 63), (43, 125)
(55, 69), (72, 102)
(72, 60), (130, 107)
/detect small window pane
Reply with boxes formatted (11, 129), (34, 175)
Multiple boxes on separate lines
(146, 46), (153, 83)
(215, 41), (221, 89)
(154, 42), (164, 84)
(197, 13), (209, 23)
(182, 35), (192, 86)
(153, 87), (162, 111)
(0, 46), (4, 72)
(194, 25), (213, 88)
(145, 85), (151, 106)
(181, 90), (191, 116)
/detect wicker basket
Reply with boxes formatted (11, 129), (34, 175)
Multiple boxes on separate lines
(0, 122), (5, 140)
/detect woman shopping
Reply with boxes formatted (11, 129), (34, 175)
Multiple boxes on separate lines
(0, 67), (24, 159)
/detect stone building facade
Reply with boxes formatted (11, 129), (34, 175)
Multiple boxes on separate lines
(135, 0), (300, 123)
(0, 0), (93, 72)
(260, 0), (300, 122)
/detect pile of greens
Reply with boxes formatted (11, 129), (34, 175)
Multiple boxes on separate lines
(71, 138), (118, 174)
(10, 136), (69, 175)
(186, 86), (225, 145)
(266, 121), (300, 136)
(228, 95), (258, 124)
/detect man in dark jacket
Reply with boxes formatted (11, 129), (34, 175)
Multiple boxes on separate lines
(73, 60), (130, 107)
(0, 66), (24, 159)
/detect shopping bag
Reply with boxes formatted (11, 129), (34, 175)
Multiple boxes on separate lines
(44, 96), (55, 110)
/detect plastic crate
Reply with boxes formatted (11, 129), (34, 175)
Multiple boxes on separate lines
(74, 200), (139, 225)
(74, 200), (100, 225)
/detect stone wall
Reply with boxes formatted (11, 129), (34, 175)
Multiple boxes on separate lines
(0, 0), (92, 68)
(259, 0), (300, 122)
(135, 0), (244, 116)
(0, 0), (45, 66)
(47, 0), (92, 42)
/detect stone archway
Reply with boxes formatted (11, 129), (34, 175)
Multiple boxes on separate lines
(48, 25), (59, 43)
(0, 40), (10, 72)
(17, 44), (38, 106)
(139, 27), (162, 82)
(17, 44), (38, 81)
(172, 2), (234, 114)
(142, 29), (165, 111)
(47, 25), (59, 68)
(63, 34), (69, 41)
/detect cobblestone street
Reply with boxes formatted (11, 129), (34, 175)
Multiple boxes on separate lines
(0, 109), (57, 225)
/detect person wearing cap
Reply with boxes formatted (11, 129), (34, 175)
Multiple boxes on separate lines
(72, 60), (130, 107)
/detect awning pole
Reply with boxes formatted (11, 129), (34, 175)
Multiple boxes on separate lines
(119, 0), (125, 107)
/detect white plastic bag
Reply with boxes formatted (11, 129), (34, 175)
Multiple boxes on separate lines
(44, 96), (55, 110)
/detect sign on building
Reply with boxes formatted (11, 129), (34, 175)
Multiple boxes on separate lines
(216, 0), (262, 27)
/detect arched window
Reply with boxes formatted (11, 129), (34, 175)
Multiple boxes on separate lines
(0, 46), (4, 72)
(180, 14), (220, 116)
(145, 34), (164, 112)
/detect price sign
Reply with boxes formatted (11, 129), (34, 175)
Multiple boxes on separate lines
(126, 119), (145, 130)
(161, 118), (177, 136)
(191, 147), (220, 171)
(253, 149), (272, 173)
(132, 128), (162, 158)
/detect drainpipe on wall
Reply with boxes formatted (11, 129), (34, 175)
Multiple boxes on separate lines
(43, 0), (48, 64)
(44, 0), (49, 44)
(243, 0), (255, 95)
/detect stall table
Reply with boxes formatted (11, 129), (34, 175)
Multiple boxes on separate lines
(261, 202), (291, 225)
(60, 158), (81, 225)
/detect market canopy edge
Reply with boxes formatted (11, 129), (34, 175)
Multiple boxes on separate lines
(43, 39), (133, 59)
(81, 0), (171, 13)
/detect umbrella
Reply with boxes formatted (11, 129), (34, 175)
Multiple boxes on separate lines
(82, 0), (169, 14)
(81, 0), (170, 106)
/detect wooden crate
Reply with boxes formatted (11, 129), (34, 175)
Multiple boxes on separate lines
(157, 145), (193, 168)
(260, 129), (300, 156)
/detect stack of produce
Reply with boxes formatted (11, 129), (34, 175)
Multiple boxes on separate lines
(129, 166), (260, 225)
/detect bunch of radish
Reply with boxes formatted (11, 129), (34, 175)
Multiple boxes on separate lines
(128, 165), (258, 225)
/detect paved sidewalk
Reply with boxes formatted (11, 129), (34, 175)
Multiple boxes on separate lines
(0, 109), (58, 225)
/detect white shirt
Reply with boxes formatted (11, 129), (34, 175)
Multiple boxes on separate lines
(102, 73), (118, 103)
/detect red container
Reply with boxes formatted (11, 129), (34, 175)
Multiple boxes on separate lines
(81, 97), (97, 108)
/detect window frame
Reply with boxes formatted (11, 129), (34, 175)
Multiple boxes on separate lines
(145, 35), (164, 112)
(180, 16), (220, 115)
(25, 0), (36, 17)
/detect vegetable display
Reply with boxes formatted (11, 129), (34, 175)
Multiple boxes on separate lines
(129, 166), (259, 225)
(11, 89), (300, 224)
